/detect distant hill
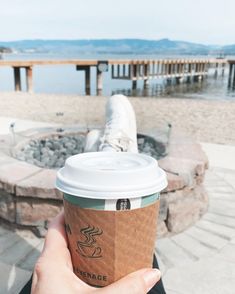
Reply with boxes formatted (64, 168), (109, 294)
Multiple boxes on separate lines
(0, 46), (12, 53)
(222, 44), (235, 55)
(0, 38), (232, 55)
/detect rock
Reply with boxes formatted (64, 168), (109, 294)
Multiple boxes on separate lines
(0, 162), (41, 194)
(27, 159), (35, 165)
(164, 172), (186, 192)
(29, 140), (36, 146)
(16, 168), (63, 200)
(166, 185), (208, 233)
(16, 200), (62, 226)
(159, 156), (206, 187)
(54, 150), (60, 156)
(53, 142), (61, 150)
(25, 149), (34, 157)
(157, 221), (168, 238)
(0, 189), (15, 222)
(40, 147), (48, 154)
(62, 137), (69, 145)
(60, 147), (67, 154)
(48, 150), (54, 157)
(137, 135), (166, 160)
(17, 155), (25, 161)
(45, 141), (53, 149)
(57, 158), (65, 165)
(33, 150), (40, 159)
(158, 196), (168, 221)
(36, 161), (45, 168)
(64, 142), (72, 148)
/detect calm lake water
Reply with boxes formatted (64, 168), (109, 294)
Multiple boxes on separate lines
(0, 53), (235, 100)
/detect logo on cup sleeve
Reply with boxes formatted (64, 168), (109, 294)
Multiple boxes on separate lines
(76, 225), (103, 258)
(116, 198), (131, 210)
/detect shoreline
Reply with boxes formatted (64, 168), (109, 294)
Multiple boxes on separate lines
(0, 92), (235, 146)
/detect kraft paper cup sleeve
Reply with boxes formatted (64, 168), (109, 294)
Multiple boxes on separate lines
(64, 198), (160, 287)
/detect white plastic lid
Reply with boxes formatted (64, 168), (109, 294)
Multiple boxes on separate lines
(56, 152), (167, 199)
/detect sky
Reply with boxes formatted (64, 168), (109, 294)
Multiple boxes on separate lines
(0, 0), (235, 45)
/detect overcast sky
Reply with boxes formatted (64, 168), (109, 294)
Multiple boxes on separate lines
(0, 0), (234, 45)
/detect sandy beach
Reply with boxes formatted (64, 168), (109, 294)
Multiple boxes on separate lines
(0, 92), (235, 145)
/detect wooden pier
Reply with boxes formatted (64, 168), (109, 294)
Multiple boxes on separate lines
(110, 59), (226, 89)
(0, 58), (227, 95)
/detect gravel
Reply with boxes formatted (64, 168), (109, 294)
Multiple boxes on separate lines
(15, 134), (166, 169)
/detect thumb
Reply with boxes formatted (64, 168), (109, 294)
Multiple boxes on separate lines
(101, 268), (161, 294)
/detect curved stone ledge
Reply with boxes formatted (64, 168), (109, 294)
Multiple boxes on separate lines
(16, 169), (63, 200)
(0, 161), (41, 194)
(0, 128), (209, 238)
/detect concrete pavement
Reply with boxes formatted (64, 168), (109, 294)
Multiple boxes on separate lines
(156, 143), (235, 294)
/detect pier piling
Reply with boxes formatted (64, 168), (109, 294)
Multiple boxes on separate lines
(85, 67), (91, 95)
(228, 60), (235, 89)
(144, 62), (150, 88)
(26, 66), (33, 93)
(13, 67), (21, 91)
(96, 70), (103, 95)
(76, 65), (91, 95)
(214, 62), (218, 78)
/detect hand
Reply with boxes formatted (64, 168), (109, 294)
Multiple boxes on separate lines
(31, 211), (161, 294)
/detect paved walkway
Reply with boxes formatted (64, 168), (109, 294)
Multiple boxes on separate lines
(156, 143), (235, 294)
(0, 229), (44, 294)
(0, 143), (235, 293)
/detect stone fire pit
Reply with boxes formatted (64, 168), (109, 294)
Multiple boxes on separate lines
(0, 126), (208, 237)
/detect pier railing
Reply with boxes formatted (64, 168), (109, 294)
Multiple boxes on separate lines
(110, 59), (225, 88)
(0, 58), (227, 94)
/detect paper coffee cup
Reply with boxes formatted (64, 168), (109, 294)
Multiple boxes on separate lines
(56, 152), (167, 287)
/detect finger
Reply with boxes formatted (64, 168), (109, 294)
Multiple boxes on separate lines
(100, 268), (161, 294)
(43, 210), (67, 250)
(42, 210), (71, 265)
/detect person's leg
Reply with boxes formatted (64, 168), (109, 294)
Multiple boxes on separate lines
(149, 254), (166, 294)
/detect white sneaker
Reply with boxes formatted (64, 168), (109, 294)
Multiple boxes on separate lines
(84, 129), (102, 152)
(99, 95), (138, 153)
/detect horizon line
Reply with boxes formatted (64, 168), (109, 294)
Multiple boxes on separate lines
(0, 38), (228, 47)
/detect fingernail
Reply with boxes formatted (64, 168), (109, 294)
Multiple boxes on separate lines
(143, 269), (161, 292)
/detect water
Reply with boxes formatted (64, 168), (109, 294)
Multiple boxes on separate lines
(0, 52), (235, 100)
